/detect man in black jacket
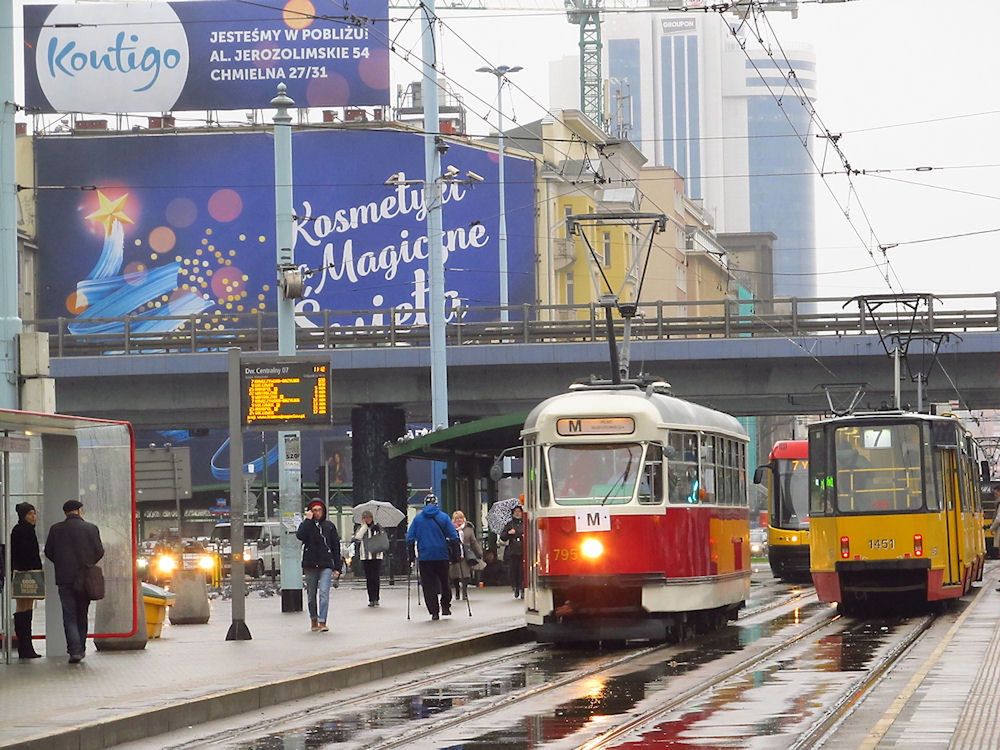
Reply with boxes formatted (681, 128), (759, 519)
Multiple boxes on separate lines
(44, 499), (104, 663)
(295, 500), (341, 632)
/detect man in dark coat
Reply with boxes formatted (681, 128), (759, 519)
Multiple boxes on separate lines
(295, 500), (342, 632)
(44, 499), (104, 663)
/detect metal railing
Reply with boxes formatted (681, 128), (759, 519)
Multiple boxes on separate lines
(25, 292), (1000, 358)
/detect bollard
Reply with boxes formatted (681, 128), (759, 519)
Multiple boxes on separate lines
(95, 583), (148, 651)
(169, 569), (211, 625)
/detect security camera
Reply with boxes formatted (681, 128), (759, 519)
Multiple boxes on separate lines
(465, 170), (484, 183)
(443, 165), (460, 179)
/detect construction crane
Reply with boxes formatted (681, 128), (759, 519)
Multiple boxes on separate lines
(389, 0), (801, 129)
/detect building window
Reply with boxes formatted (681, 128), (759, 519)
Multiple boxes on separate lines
(563, 205), (573, 238)
(566, 272), (575, 305)
(603, 232), (612, 267)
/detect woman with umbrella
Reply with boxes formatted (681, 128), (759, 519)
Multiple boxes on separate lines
(500, 505), (525, 599)
(351, 500), (403, 607)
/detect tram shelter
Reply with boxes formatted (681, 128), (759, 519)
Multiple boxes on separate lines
(388, 412), (527, 531)
(0, 409), (137, 662)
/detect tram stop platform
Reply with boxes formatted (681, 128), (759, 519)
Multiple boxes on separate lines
(0, 581), (527, 750)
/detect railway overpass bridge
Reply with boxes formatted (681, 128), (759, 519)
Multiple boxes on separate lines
(41, 294), (1000, 428)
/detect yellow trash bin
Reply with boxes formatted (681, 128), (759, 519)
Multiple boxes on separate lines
(141, 583), (176, 639)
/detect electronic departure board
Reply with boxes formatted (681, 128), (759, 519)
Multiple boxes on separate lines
(240, 360), (331, 427)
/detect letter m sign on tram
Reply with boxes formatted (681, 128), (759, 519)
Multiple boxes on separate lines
(575, 508), (611, 533)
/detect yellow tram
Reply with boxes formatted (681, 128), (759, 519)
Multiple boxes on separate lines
(808, 410), (986, 612)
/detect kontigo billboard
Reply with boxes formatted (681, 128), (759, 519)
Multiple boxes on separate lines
(23, 0), (390, 113)
(34, 130), (537, 331)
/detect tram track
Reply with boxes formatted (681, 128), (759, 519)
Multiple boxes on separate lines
(171, 584), (818, 749)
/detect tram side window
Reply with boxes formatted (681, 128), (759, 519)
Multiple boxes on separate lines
(525, 440), (537, 510)
(738, 442), (748, 506)
(539, 445), (551, 507)
(667, 431), (701, 503)
(700, 435), (717, 503)
(638, 444), (663, 505)
(809, 427), (831, 515)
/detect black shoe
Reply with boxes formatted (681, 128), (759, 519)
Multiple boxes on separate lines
(368, 602), (376, 607)
(431, 613), (440, 621)
(68, 654), (83, 664)
(442, 608), (452, 616)
(374, 601), (380, 607)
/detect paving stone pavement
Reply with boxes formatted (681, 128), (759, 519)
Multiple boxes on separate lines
(0, 578), (525, 749)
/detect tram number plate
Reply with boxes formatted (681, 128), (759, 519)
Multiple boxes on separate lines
(575, 509), (611, 532)
(868, 538), (896, 550)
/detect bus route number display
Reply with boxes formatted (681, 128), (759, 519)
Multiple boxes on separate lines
(241, 361), (331, 427)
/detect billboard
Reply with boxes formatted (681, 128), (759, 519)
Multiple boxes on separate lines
(34, 129), (537, 332)
(23, 0), (390, 113)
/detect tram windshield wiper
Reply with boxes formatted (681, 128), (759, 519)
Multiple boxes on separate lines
(601, 448), (634, 506)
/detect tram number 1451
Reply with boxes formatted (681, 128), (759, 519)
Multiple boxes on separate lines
(868, 538), (896, 551)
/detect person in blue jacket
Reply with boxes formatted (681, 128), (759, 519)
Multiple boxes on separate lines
(406, 494), (459, 620)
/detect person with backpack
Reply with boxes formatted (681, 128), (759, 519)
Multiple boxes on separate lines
(406, 495), (459, 620)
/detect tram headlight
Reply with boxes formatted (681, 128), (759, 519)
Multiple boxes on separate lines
(581, 537), (604, 560)
(198, 555), (215, 571)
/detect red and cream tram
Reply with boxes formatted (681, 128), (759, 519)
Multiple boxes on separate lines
(521, 381), (751, 643)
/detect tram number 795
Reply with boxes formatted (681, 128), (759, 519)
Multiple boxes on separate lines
(552, 548), (580, 561)
(868, 538), (896, 551)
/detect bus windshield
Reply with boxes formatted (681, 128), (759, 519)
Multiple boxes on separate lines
(547, 444), (642, 506)
(774, 459), (809, 529)
(834, 423), (924, 513)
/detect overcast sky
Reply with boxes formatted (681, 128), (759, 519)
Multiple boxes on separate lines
(14, 0), (1000, 302)
(390, 0), (1000, 301)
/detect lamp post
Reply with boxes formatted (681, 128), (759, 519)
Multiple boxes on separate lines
(476, 65), (522, 324)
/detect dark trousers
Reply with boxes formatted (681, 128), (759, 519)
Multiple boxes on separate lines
(418, 560), (451, 615)
(57, 584), (90, 657)
(362, 558), (382, 603)
(507, 554), (524, 594)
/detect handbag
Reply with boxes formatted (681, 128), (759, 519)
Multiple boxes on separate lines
(77, 565), (105, 601)
(432, 517), (463, 564)
(366, 531), (390, 556)
(11, 570), (45, 599)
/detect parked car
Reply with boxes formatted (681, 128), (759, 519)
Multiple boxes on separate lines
(210, 521), (282, 577)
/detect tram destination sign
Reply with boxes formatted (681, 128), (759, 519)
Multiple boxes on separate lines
(240, 360), (331, 428)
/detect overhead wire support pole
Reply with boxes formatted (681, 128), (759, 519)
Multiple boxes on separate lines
(421, 0), (449, 431)
(0, 0), (21, 410)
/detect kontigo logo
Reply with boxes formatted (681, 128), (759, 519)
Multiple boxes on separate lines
(35, 4), (189, 113)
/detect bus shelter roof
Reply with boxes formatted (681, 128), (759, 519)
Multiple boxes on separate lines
(387, 412), (528, 462)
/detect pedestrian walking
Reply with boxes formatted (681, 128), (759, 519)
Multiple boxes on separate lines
(406, 494), (460, 620)
(43, 500), (104, 663)
(449, 510), (483, 602)
(353, 510), (386, 607)
(11, 502), (42, 659)
(500, 505), (525, 599)
(296, 500), (342, 632)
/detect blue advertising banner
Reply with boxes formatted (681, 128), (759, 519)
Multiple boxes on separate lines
(23, 0), (389, 113)
(34, 130), (537, 333)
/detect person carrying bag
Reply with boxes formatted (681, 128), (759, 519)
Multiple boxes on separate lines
(353, 510), (387, 607)
(10, 503), (43, 659)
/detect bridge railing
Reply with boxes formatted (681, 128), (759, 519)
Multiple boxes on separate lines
(26, 292), (1000, 358)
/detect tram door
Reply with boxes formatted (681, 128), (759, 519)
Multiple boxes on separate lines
(940, 450), (961, 585)
(523, 442), (540, 612)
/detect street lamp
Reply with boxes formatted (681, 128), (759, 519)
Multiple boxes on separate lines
(476, 64), (522, 324)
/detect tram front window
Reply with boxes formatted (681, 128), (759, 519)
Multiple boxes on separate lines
(547, 444), (642, 506)
(834, 424), (924, 513)
(775, 459), (809, 529)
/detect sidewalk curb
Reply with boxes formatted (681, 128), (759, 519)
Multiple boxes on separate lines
(8, 625), (531, 750)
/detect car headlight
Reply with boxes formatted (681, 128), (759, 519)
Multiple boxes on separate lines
(136, 558), (148, 570)
(198, 555), (215, 571)
(243, 551), (253, 562)
(155, 555), (177, 574)
(580, 537), (604, 560)
(751, 543), (762, 554)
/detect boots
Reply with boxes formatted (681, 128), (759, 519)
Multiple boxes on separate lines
(454, 582), (462, 600)
(461, 581), (468, 601)
(310, 618), (319, 632)
(14, 611), (41, 659)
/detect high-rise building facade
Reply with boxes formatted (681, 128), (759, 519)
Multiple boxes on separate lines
(597, 12), (817, 298)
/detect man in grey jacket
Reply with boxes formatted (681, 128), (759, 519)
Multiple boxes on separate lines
(44, 500), (104, 663)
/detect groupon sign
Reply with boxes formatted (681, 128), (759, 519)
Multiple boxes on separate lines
(23, 0), (390, 114)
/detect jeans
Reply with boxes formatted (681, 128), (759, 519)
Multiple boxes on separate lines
(57, 584), (90, 657)
(304, 567), (333, 622)
(418, 560), (452, 615)
(362, 558), (381, 603)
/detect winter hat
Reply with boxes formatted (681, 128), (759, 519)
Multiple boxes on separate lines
(15, 502), (35, 521)
(307, 499), (326, 511)
(424, 494), (438, 505)
(63, 499), (83, 513)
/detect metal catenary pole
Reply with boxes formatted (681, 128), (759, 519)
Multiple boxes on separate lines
(226, 347), (251, 640)
(0, 0), (21, 410)
(272, 85), (303, 613)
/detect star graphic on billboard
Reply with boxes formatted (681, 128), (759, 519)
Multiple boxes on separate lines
(85, 191), (134, 235)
